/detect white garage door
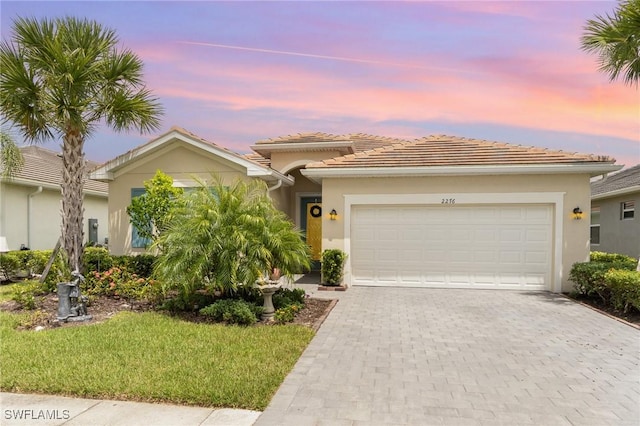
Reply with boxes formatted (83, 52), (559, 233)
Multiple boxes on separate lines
(351, 205), (552, 290)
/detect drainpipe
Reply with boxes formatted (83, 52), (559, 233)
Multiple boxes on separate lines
(27, 186), (43, 248)
(267, 179), (282, 193)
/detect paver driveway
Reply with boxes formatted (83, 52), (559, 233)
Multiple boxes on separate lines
(255, 288), (639, 426)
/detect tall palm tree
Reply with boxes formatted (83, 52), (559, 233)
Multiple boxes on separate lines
(0, 17), (162, 272)
(581, 0), (640, 86)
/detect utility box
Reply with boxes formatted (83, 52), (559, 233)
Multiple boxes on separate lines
(88, 218), (98, 244)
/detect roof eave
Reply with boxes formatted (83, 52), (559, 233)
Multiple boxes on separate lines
(301, 163), (622, 183)
(250, 141), (355, 158)
(592, 185), (640, 201)
(1, 177), (108, 197)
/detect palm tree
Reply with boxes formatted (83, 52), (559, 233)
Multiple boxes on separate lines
(0, 131), (24, 179)
(581, 0), (640, 86)
(154, 176), (311, 300)
(0, 17), (162, 272)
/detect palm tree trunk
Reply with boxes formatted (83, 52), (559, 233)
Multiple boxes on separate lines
(61, 129), (85, 273)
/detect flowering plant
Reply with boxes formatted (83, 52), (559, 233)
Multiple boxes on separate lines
(86, 267), (162, 304)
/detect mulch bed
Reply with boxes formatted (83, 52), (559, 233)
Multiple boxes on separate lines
(566, 294), (640, 328)
(0, 292), (336, 331)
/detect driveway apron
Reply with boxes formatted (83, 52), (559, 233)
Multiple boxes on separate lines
(255, 288), (640, 426)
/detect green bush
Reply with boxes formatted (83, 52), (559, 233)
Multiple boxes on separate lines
(110, 254), (156, 278)
(605, 269), (640, 313)
(11, 280), (47, 310)
(85, 266), (163, 304)
(321, 249), (347, 286)
(83, 247), (113, 273)
(199, 299), (261, 325)
(590, 251), (638, 269)
(274, 303), (302, 324)
(569, 262), (612, 302)
(273, 288), (306, 310)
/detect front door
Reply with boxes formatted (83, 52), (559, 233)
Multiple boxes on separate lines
(300, 197), (322, 270)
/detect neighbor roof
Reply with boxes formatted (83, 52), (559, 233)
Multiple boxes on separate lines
(302, 135), (619, 180)
(591, 164), (640, 199)
(1, 146), (107, 195)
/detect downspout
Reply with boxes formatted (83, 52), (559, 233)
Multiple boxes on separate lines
(27, 186), (43, 248)
(267, 179), (282, 193)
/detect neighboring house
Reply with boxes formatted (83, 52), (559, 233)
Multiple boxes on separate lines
(0, 146), (108, 251)
(89, 126), (619, 293)
(590, 164), (640, 258)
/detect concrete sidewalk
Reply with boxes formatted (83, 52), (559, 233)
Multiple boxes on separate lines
(0, 393), (260, 426)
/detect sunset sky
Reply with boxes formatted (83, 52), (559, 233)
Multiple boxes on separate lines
(1, 1), (638, 167)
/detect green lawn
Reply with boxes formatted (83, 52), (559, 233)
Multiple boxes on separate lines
(0, 311), (314, 410)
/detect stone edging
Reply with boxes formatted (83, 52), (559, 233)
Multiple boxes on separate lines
(561, 294), (640, 331)
(312, 299), (338, 332)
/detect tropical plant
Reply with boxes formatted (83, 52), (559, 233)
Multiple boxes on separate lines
(154, 176), (311, 300)
(0, 131), (24, 179)
(581, 0), (640, 86)
(126, 170), (183, 247)
(0, 16), (162, 273)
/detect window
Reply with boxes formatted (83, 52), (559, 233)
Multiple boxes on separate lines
(131, 188), (151, 248)
(590, 207), (600, 245)
(621, 201), (635, 220)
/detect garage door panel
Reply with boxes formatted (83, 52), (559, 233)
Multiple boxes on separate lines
(351, 205), (552, 290)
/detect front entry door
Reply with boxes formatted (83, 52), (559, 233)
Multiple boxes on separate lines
(300, 197), (322, 269)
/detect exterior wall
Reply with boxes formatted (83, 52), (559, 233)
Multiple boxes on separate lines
(591, 192), (640, 258)
(107, 144), (252, 255)
(0, 182), (107, 250)
(320, 173), (592, 293)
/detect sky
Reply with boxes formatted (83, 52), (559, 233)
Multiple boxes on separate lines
(1, 1), (639, 167)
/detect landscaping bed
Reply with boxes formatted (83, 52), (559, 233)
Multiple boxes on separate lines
(0, 288), (335, 331)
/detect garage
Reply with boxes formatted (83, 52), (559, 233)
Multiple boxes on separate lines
(350, 204), (553, 290)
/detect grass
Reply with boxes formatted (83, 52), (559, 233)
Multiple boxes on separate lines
(0, 283), (18, 302)
(0, 310), (315, 410)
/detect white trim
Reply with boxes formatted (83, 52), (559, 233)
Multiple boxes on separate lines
(279, 159), (317, 175)
(343, 192), (565, 293)
(303, 163), (621, 182)
(251, 141), (354, 154)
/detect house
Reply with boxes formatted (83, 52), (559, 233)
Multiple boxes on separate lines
(590, 164), (640, 258)
(89, 126), (620, 293)
(0, 146), (109, 251)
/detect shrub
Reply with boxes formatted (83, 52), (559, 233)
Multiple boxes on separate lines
(11, 280), (47, 310)
(86, 266), (163, 304)
(83, 247), (113, 273)
(321, 249), (347, 286)
(274, 303), (302, 324)
(605, 269), (640, 313)
(199, 299), (261, 325)
(569, 262), (612, 302)
(273, 288), (306, 310)
(590, 251), (638, 269)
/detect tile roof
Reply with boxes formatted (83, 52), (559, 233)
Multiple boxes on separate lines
(591, 164), (640, 197)
(244, 153), (271, 167)
(306, 135), (616, 168)
(253, 132), (411, 153)
(3, 146), (107, 194)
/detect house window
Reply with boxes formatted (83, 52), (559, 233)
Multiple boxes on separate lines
(621, 201), (635, 220)
(131, 188), (152, 248)
(590, 207), (600, 245)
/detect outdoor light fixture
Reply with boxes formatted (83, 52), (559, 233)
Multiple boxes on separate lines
(572, 207), (583, 220)
(330, 209), (338, 221)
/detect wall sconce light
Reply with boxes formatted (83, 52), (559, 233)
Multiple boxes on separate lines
(572, 207), (583, 220)
(330, 209), (338, 221)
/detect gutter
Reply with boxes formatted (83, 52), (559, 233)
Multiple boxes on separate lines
(27, 186), (43, 247)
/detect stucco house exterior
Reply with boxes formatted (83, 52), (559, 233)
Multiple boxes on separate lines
(0, 146), (108, 250)
(89, 126), (620, 293)
(590, 164), (639, 258)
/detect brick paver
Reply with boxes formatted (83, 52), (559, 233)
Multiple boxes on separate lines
(255, 288), (640, 425)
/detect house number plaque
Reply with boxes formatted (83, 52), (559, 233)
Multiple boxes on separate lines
(441, 198), (456, 204)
